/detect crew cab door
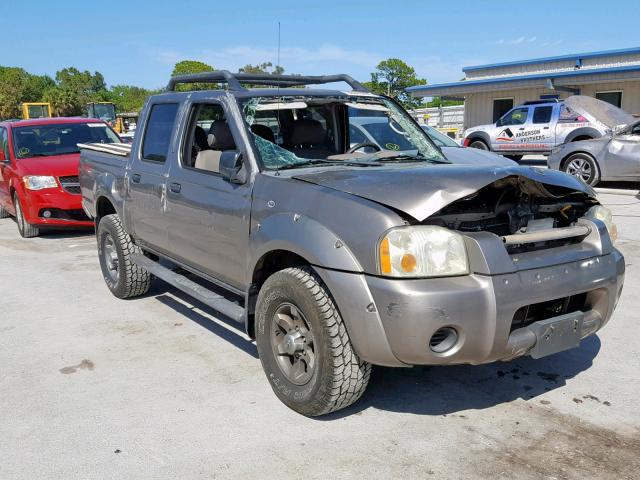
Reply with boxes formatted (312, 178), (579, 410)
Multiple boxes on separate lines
(163, 96), (252, 290)
(491, 106), (530, 153)
(126, 101), (180, 254)
(525, 104), (556, 151)
(604, 123), (640, 177)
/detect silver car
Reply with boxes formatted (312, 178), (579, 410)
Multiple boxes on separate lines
(350, 117), (515, 166)
(548, 96), (640, 186)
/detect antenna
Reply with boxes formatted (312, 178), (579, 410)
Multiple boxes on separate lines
(277, 21), (281, 74)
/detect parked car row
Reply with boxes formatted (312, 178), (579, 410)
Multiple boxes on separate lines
(0, 73), (626, 417)
(464, 95), (640, 186)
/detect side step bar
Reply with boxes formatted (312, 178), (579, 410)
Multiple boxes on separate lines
(132, 254), (245, 323)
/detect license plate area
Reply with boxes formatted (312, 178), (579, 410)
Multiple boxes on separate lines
(528, 311), (584, 359)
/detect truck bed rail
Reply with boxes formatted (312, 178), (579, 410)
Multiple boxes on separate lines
(78, 142), (132, 157)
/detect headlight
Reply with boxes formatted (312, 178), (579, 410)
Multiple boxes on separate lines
(585, 205), (618, 243)
(22, 176), (58, 190)
(378, 226), (469, 278)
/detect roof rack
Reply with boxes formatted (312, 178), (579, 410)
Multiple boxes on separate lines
(166, 70), (369, 93)
(523, 99), (561, 105)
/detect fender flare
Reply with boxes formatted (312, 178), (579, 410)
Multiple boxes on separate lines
(564, 127), (602, 143)
(248, 212), (364, 284)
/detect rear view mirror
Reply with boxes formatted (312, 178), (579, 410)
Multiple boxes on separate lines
(219, 151), (246, 184)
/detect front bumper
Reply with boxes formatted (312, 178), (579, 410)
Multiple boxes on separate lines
(364, 250), (624, 365)
(21, 188), (93, 227)
(316, 219), (624, 367)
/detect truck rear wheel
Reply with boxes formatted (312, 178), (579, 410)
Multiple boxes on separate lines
(255, 267), (371, 416)
(97, 214), (151, 299)
(14, 193), (39, 238)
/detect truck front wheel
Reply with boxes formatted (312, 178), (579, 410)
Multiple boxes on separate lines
(469, 139), (489, 150)
(97, 214), (151, 299)
(255, 267), (371, 416)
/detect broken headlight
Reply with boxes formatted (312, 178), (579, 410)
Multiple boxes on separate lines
(585, 205), (618, 243)
(378, 226), (469, 278)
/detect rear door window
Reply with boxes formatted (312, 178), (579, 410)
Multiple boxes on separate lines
(532, 106), (553, 124)
(142, 103), (179, 163)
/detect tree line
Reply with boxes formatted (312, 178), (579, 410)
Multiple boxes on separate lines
(0, 58), (457, 119)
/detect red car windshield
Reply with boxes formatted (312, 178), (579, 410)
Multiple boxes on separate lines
(12, 122), (120, 159)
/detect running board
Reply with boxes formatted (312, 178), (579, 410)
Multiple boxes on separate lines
(132, 254), (245, 323)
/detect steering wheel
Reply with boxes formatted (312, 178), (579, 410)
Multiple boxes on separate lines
(347, 142), (382, 154)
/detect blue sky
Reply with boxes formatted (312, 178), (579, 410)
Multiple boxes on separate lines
(5, 0), (638, 89)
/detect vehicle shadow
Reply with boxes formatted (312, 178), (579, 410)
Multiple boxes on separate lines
(320, 335), (601, 419)
(139, 278), (601, 418)
(38, 229), (95, 240)
(152, 286), (258, 359)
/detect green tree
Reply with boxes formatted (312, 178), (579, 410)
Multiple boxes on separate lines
(0, 67), (29, 119)
(108, 85), (158, 112)
(426, 96), (464, 108)
(363, 58), (427, 109)
(171, 60), (215, 91)
(41, 67), (110, 116)
(239, 62), (284, 75)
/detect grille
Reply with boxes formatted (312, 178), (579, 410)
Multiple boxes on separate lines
(59, 176), (80, 194)
(511, 293), (587, 332)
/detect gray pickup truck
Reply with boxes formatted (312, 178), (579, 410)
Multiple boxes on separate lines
(79, 71), (625, 416)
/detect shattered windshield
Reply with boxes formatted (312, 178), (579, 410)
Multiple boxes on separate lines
(241, 94), (447, 170)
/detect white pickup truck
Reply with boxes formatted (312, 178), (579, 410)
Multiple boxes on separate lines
(463, 98), (608, 160)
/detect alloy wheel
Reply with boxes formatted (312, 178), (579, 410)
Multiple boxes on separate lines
(566, 157), (593, 183)
(270, 302), (316, 385)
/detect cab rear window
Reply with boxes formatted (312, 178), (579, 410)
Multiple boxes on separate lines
(142, 103), (179, 163)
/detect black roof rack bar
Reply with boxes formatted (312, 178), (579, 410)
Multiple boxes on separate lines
(166, 70), (369, 92)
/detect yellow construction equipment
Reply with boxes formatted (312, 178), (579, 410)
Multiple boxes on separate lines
(22, 102), (52, 119)
(86, 102), (119, 131)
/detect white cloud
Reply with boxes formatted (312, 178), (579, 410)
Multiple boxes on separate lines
(152, 44), (381, 73)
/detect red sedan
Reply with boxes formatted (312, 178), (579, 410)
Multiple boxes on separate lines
(0, 117), (121, 237)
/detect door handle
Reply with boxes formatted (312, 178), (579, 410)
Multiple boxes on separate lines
(543, 126), (550, 130)
(131, 173), (141, 183)
(518, 127), (525, 130)
(169, 182), (181, 193)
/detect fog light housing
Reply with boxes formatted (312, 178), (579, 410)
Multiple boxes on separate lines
(42, 210), (52, 218)
(429, 327), (458, 353)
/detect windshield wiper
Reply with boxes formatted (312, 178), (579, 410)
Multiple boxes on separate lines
(376, 153), (450, 164)
(277, 159), (382, 171)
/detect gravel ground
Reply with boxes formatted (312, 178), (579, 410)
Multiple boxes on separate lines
(1, 192), (639, 480)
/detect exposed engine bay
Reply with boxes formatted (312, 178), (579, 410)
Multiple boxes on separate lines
(426, 176), (598, 252)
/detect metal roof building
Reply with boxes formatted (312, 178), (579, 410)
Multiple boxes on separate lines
(408, 47), (640, 130)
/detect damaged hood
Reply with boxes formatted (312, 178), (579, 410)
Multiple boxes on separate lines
(564, 95), (635, 130)
(293, 165), (595, 221)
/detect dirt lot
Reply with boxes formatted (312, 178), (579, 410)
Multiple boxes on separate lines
(1, 192), (639, 480)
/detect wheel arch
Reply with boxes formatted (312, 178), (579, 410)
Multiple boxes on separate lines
(465, 131), (491, 149)
(95, 196), (118, 225)
(564, 127), (602, 143)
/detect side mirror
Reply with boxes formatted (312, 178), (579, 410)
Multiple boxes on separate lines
(219, 150), (246, 184)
